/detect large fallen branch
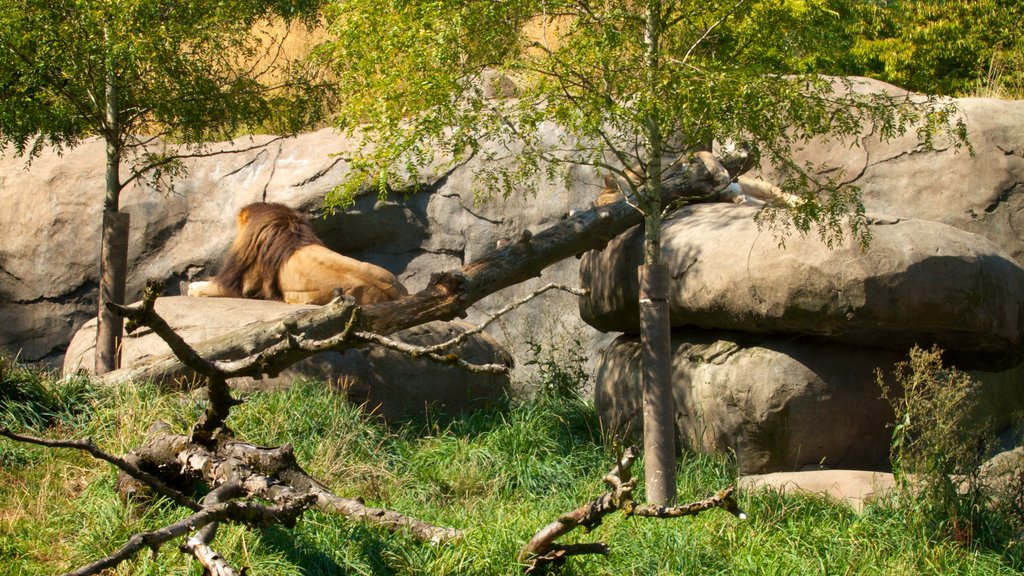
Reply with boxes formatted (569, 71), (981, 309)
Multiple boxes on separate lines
(102, 149), (750, 387)
(520, 446), (746, 573)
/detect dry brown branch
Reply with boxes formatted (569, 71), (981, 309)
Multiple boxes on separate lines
(0, 427), (199, 511)
(519, 445), (745, 573)
(362, 282), (589, 358)
(102, 147), (752, 387)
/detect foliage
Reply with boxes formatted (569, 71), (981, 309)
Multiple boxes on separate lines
(1, 358), (1022, 574)
(0, 0), (329, 164)
(833, 0), (1024, 98)
(319, 0), (967, 247)
(878, 346), (1023, 554)
(0, 358), (97, 431)
(523, 329), (590, 404)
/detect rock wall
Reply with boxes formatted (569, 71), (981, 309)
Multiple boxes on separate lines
(0, 128), (612, 390)
(584, 78), (1024, 473)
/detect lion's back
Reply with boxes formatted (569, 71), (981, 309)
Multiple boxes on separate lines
(278, 244), (408, 305)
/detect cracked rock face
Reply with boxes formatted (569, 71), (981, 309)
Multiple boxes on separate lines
(581, 203), (1024, 371)
(759, 77), (1024, 265)
(1, 127), (609, 392)
(586, 78), (1024, 472)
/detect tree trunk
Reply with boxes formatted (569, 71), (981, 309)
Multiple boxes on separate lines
(95, 61), (127, 374)
(96, 209), (129, 373)
(639, 263), (676, 505)
(639, 0), (676, 506)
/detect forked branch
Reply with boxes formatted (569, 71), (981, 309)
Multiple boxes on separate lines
(519, 446), (745, 573)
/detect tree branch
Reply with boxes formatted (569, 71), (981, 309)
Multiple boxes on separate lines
(65, 495), (314, 576)
(102, 148), (753, 387)
(0, 427), (199, 511)
(519, 445), (745, 573)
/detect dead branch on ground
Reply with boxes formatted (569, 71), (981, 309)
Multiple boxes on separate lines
(520, 446), (745, 573)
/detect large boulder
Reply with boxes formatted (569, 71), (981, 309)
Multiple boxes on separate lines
(64, 296), (511, 420)
(596, 331), (1024, 474)
(758, 77), (1024, 265)
(581, 204), (1024, 371)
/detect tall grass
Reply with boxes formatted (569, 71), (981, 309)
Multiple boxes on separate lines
(1, 355), (1022, 575)
(879, 346), (1024, 560)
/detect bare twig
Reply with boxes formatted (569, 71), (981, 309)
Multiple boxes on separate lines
(0, 427), (199, 511)
(520, 445), (744, 573)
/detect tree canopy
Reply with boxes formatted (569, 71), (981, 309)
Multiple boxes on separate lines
(834, 0), (1024, 98)
(0, 0), (328, 182)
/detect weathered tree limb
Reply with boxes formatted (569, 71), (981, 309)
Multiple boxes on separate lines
(519, 445), (745, 573)
(122, 428), (463, 544)
(181, 482), (243, 576)
(101, 149), (751, 387)
(0, 427), (198, 511)
(65, 493), (314, 576)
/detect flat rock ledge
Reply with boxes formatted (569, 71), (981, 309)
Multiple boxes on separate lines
(63, 296), (512, 420)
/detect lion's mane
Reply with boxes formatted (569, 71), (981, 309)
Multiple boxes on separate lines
(215, 202), (323, 301)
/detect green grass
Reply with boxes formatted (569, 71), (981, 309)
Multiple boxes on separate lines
(1, 360), (1022, 575)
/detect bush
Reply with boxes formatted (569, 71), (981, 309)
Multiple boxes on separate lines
(878, 346), (1022, 555)
(523, 329), (590, 404)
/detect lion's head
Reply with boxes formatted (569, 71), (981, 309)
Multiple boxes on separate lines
(215, 202), (323, 301)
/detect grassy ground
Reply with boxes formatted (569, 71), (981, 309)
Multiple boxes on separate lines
(1, 357), (1022, 575)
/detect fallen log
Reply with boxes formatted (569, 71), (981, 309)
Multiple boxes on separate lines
(102, 149), (750, 387)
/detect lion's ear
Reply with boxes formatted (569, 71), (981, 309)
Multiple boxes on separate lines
(603, 174), (617, 190)
(237, 208), (250, 228)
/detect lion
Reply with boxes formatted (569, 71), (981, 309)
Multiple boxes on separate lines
(187, 202), (408, 305)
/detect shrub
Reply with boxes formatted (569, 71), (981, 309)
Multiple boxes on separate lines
(523, 328), (590, 404)
(878, 346), (1022, 554)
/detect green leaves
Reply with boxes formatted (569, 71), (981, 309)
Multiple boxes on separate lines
(0, 0), (330, 163)
(836, 0), (1024, 97)
(320, 0), (967, 250)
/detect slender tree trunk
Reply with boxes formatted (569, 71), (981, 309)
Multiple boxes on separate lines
(95, 61), (128, 374)
(640, 0), (677, 506)
(97, 209), (129, 373)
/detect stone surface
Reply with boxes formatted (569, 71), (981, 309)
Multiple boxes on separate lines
(739, 470), (898, 513)
(595, 331), (1024, 474)
(1, 127), (611, 389)
(757, 77), (1024, 265)
(595, 331), (902, 473)
(581, 204), (1024, 371)
(64, 296), (511, 420)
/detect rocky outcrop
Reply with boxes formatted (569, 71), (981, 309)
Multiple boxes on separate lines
(582, 204), (1024, 371)
(760, 78), (1024, 264)
(0, 127), (611, 388)
(595, 331), (1024, 473)
(586, 79), (1024, 473)
(64, 296), (511, 419)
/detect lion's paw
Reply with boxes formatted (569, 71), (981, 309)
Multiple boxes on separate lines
(187, 281), (210, 297)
